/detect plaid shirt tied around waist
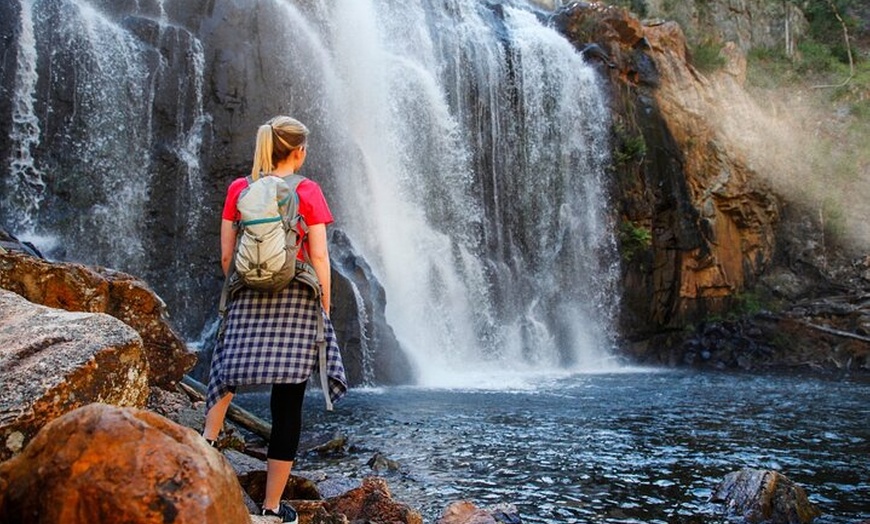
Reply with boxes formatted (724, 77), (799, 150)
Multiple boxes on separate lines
(206, 280), (347, 410)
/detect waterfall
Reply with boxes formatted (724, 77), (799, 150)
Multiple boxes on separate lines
(1, 0), (619, 387)
(2, 0), (154, 269)
(270, 0), (620, 385)
(5, 0), (44, 235)
(1, 0), (211, 333)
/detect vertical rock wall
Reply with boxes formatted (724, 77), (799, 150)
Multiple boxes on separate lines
(553, 5), (780, 339)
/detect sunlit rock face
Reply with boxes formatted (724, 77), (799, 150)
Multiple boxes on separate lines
(642, 0), (808, 54)
(0, 403), (250, 523)
(554, 4), (779, 334)
(0, 290), (150, 461)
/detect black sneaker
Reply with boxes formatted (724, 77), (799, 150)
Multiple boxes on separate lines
(261, 502), (298, 523)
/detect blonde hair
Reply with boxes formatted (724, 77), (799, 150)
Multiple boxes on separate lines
(250, 116), (309, 180)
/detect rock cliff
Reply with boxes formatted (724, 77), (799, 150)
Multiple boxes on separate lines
(552, 3), (869, 373)
(555, 4), (779, 331)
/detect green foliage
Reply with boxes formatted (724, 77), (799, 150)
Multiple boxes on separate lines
(733, 291), (765, 316)
(849, 98), (870, 120)
(618, 220), (652, 262)
(801, 0), (861, 64)
(613, 122), (647, 167)
(609, 0), (648, 18)
(796, 39), (838, 73)
(690, 40), (727, 73)
(745, 47), (800, 88)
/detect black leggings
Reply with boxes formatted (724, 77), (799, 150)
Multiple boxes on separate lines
(268, 381), (307, 461)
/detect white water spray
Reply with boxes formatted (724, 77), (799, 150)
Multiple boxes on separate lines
(267, 0), (620, 385)
(3, 0), (620, 387)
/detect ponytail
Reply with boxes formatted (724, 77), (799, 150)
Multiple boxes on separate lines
(250, 124), (275, 180)
(250, 116), (309, 179)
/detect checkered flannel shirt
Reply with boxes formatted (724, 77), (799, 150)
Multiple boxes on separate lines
(206, 280), (347, 410)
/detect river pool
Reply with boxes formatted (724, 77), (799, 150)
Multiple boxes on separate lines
(236, 369), (870, 523)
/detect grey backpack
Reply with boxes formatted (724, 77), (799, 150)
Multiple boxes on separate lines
(219, 174), (320, 314)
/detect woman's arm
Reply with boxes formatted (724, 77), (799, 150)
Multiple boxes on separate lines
(220, 219), (237, 276)
(307, 223), (331, 315)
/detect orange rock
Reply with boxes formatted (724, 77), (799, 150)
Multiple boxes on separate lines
(0, 252), (196, 387)
(325, 477), (422, 524)
(0, 403), (250, 524)
(438, 501), (497, 524)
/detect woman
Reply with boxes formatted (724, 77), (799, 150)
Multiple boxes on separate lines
(204, 116), (347, 522)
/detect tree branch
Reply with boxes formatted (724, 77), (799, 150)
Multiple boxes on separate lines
(812, 0), (855, 88)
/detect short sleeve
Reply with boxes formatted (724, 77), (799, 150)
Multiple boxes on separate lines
(297, 178), (334, 226)
(221, 177), (249, 221)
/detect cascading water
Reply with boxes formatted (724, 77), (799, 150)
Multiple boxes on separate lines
(1, 0), (211, 333)
(20, 1), (152, 267)
(1, 0), (620, 387)
(6, 0), (46, 235)
(281, 0), (620, 385)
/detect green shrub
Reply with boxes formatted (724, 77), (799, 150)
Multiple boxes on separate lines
(690, 40), (727, 73)
(745, 47), (798, 88)
(618, 220), (652, 262)
(613, 123), (647, 167)
(608, 0), (648, 18)
(821, 196), (847, 241)
(796, 39), (837, 73)
(734, 291), (765, 315)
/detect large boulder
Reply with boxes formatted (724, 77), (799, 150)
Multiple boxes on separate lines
(0, 403), (250, 524)
(711, 468), (821, 524)
(0, 251), (196, 387)
(0, 290), (149, 461)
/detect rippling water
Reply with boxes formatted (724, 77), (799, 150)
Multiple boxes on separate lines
(236, 370), (870, 523)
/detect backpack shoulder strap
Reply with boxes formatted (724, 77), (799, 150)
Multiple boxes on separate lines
(282, 174), (308, 232)
(285, 174), (306, 192)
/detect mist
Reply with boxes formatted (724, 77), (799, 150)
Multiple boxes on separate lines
(710, 64), (870, 255)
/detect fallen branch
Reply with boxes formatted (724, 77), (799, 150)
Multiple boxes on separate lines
(757, 312), (870, 343)
(178, 375), (272, 441)
(794, 319), (870, 344)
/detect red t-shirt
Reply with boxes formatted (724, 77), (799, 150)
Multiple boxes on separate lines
(222, 176), (334, 260)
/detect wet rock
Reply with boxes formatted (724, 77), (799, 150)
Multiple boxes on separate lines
(438, 501), (522, 524)
(0, 403), (249, 523)
(305, 475), (361, 500)
(329, 228), (416, 386)
(711, 468), (821, 524)
(367, 451), (402, 472)
(309, 432), (349, 456)
(0, 251), (196, 387)
(325, 476), (423, 524)
(0, 290), (149, 461)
